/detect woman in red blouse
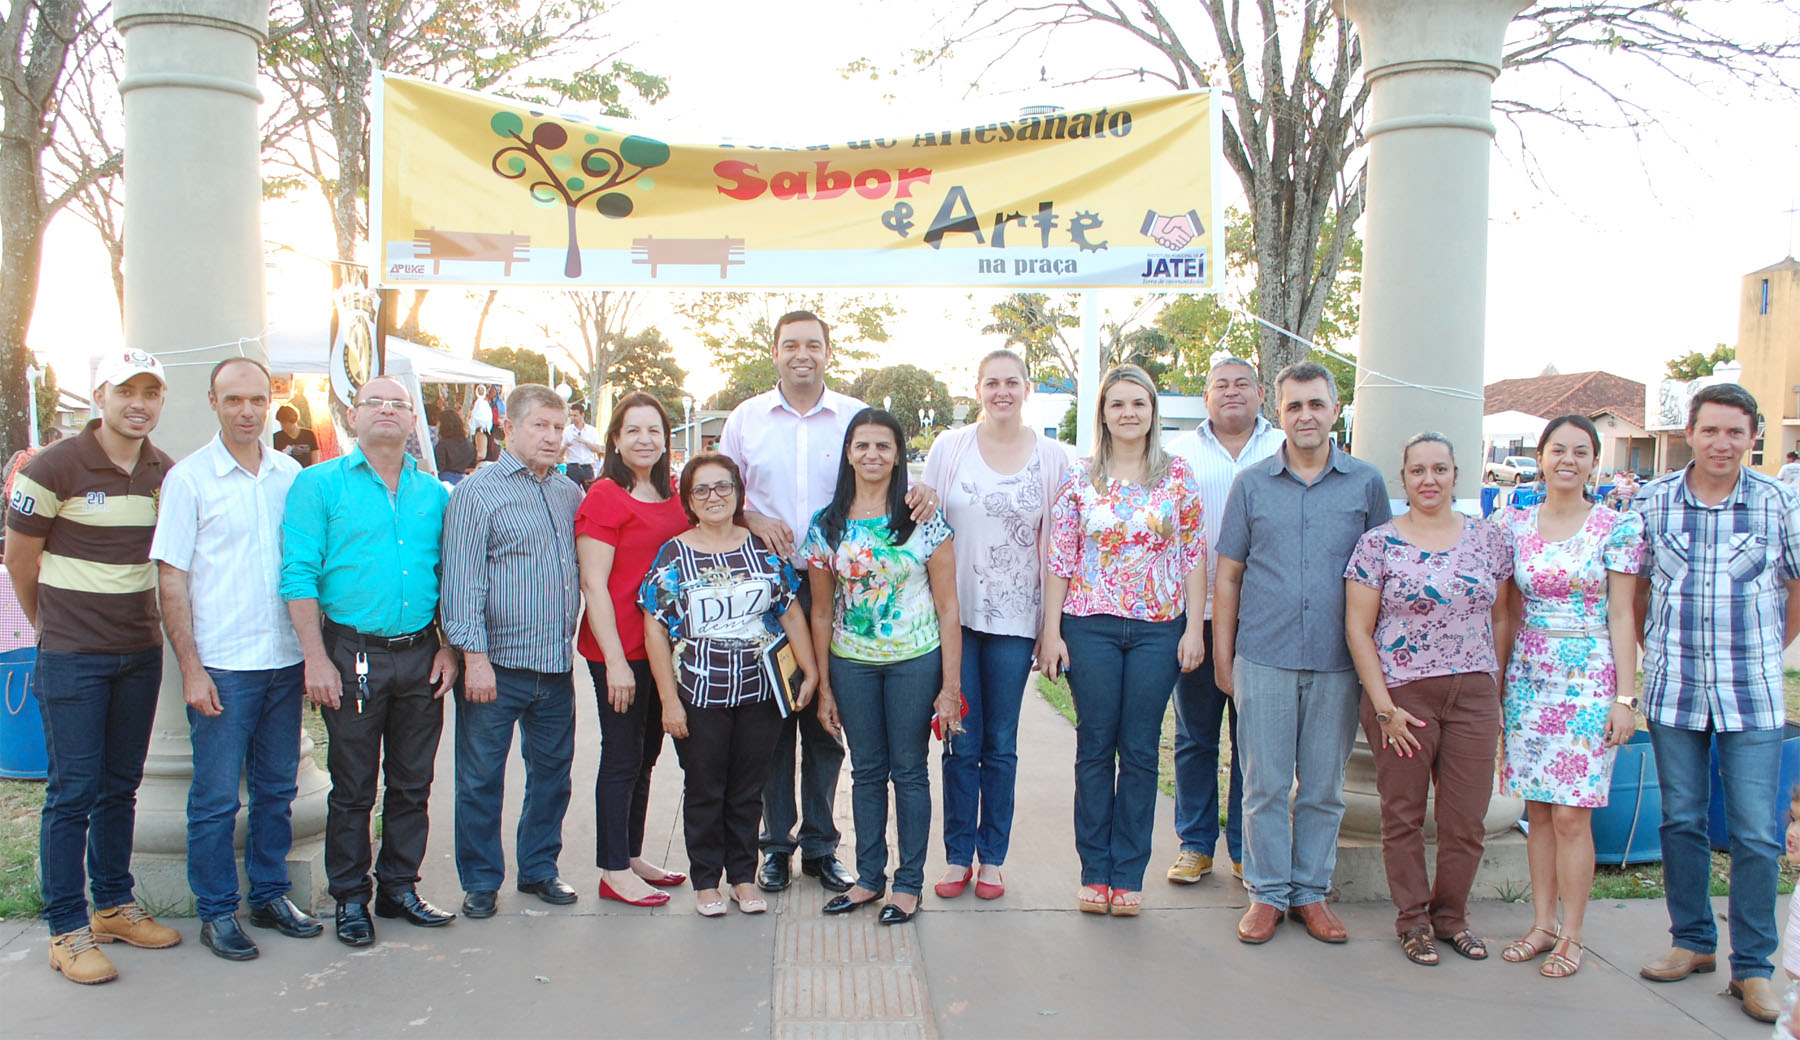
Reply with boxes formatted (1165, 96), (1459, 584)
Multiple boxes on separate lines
(577, 392), (693, 906)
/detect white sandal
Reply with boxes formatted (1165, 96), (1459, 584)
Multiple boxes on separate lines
(696, 891), (726, 918)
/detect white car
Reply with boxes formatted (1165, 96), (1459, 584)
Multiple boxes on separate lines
(1485, 455), (1539, 486)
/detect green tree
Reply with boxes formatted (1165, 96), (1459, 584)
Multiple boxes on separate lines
(1664, 343), (1735, 381)
(1057, 401), (1079, 444)
(606, 327), (688, 420)
(474, 346), (552, 388)
(678, 292), (899, 410)
(982, 292), (1079, 390)
(846, 364), (954, 439)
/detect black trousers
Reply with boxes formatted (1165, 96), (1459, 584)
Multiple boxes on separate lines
(319, 627), (444, 903)
(674, 697), (783, 891)
(590, 658), (665, 870)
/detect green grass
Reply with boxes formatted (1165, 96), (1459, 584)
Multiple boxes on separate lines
(0, 780), (44, 920)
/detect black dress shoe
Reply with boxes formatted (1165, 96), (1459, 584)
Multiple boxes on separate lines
(201, 915), (260, 960)
(374, 889), (456, 927)
(878, 903), (917, 926)
(461, 890), (498, 919)
(516, 877), (578, 905)
(802, 855), (855, 893)
(335, 902), (375, 947)
(249, 896), (323, 938)
(822, 891), (883, 915)
(757, 854), (793, 893)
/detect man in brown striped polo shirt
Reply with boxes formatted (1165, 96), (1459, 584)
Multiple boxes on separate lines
(4, 349), (181, 984)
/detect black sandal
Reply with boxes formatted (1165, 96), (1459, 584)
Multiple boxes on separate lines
(1440, 929), (1488, 961)
(1401, 926), (1439, 967)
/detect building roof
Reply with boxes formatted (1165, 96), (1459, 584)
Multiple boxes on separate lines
(1747, 256), (1799, 276)
(1588, 403), (1647, 429)
(1483, 370), (1645, 423)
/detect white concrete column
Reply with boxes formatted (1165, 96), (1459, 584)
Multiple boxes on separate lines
(1344, 0), (1527, 498)
(116, 0), (329, 913)
(1075, 291), (1101, 454)
(1334, 1), (1528, 870)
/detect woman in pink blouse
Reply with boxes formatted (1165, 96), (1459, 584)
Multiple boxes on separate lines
(1040, 364), (1206, 916)
(1344, 432), (1514, 967)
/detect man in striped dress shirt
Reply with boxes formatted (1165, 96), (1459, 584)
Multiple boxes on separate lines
(440, 385), (586, 919)
(1631, 383), (1800, 1024)
(5, 349), (180, 984)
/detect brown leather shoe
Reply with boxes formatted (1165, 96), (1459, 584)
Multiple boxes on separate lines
(1289, 901), (1348, 943)
(48, 927), (117, 985)
(91, 903), (180, 949)
(1237, 902), (1282, 944)
(1638, 946), (1716, 982)
(1729, 977), (1780, 1023)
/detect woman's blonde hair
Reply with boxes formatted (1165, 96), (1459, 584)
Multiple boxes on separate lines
(1089, 363), (1169, 489)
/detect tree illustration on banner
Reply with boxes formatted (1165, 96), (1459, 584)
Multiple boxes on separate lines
(489, 111), (670, 277)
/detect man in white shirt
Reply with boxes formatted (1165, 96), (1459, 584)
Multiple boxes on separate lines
(1778, 450), (1800, 492)
(151, 357), (320, 962)
(561, 403), (603, 489)
(470, 390), (495, 462)
(720, 310), (938, 894)
(1162, 356), (1284, 885)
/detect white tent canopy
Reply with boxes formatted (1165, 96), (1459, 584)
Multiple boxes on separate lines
(1482, 409), (1547, 443)
(265, 322), (515, 388)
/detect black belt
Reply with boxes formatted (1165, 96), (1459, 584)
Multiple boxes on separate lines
(322, 618), (437, 651)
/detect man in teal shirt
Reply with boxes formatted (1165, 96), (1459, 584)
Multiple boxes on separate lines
(282, 376), (459, 947)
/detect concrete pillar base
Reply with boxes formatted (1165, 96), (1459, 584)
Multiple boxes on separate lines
(1334, 828), (1531, 904)
(121, 838), (327, 919)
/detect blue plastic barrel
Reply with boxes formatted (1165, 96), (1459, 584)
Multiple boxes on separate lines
(0, 646), (46, 780)
(1706, 722), (1800, 852)
(1592, 730), (1663, 865)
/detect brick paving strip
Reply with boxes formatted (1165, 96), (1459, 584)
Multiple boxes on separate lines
(771, 881), (936, 1039)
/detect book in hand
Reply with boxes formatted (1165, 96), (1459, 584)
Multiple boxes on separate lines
(760, 635), (802, 718)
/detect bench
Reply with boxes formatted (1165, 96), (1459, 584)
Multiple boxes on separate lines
(631, 236), (745, 278)
(412, 229), (531, 276)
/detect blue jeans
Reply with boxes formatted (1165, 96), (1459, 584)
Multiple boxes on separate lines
(1172, 621), (1242, 863)
(1234, 658), (1360, 911)
(186, 665), (304, 921)
(35, 647), (163, 935)
(830, 649), (940, 897)
(455, 665), (576, 892)
(1061, 613), (1183, 891)
(941, 629), (1033, 868)
(1648, 721), (1782, 980)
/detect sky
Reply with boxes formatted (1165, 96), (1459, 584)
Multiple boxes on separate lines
(27, 0), (1800, 406)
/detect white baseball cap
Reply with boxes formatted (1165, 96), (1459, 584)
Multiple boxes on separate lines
(93, 349), (168, 391)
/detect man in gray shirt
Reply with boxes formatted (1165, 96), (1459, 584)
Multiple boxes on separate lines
(441, 384), (586, 919)
(1213, 362), (1391, 946)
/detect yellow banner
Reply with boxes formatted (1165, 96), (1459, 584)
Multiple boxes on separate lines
(371, 75), (1221, 290)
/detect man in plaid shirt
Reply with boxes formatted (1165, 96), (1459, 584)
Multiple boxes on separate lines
(1631, 383), (1800, 1025)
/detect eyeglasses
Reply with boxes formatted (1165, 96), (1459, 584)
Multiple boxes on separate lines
(690, 481), (738, 501)
(357, 397), (413, 412)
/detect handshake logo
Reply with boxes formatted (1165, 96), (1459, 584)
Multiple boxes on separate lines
(1140, 208), (1205, 251)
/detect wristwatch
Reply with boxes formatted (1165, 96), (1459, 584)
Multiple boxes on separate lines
(1614, 694), (1638, 710)
(1374, 709), (1394, 724)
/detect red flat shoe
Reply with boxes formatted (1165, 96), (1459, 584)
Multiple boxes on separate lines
(644, 872), (687, 888)
(934, 867), (973, 899)
(599, 880), (670, 907)
(974, 872), (1005, 900)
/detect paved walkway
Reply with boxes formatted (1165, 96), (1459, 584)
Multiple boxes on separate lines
(0, 670), (1788, 1038)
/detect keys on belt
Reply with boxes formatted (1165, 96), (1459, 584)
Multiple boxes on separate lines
(354, 652), (370, 714)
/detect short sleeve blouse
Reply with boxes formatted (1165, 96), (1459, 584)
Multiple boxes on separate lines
(800, 510), (953, 664)
(1344, 516), (1514, 684)
(637, 534), (798, 708)
(575, 478), (691, 662)
(1047, 456), (1205, 622)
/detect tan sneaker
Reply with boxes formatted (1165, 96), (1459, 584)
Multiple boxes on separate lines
(91, 903), (181, 949)
(1729, 977), (1780, 1023)
(1638, 946), (1716, 982)
(1231, 861), (1244, 882)
(1166, 850), (1212, 884)
(49, 927), (118, 985)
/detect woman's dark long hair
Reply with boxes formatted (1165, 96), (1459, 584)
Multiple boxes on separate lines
(818, 408), (913, 551)
(599, 391), (673, 497)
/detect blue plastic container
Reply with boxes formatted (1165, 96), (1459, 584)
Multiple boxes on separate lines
(1591, 729), (1663, 865)
(1706, 722), (1800, 852)
(0, 646), (46, 780)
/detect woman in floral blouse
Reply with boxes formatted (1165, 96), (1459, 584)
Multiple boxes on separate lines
(1040, 364), (1206, 917)
(802, 408), (962, 925)
(1344, 432), (1514, 967)
(1493, 414), (1645, 979)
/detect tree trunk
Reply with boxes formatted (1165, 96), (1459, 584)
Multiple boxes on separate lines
(472, 290), (497, 352)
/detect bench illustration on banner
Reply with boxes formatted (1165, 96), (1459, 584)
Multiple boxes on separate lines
(412, 228), (532, 276)
(631, 235), (745, 278)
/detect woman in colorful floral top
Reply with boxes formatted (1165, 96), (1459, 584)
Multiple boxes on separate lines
(1040, 364), (1206, 917)
(640, 454), (820, 919)
(921, 349), (1070, 902)
(1493, 414), (1646, 979)
(1344, 432), (1514, 968)
(802, 409), (962, 925)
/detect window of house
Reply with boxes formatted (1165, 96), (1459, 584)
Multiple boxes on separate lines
(1762, 278), (1771, 316)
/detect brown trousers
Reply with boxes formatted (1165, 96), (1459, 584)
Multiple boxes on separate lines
(1360, 671), (1500, 937)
